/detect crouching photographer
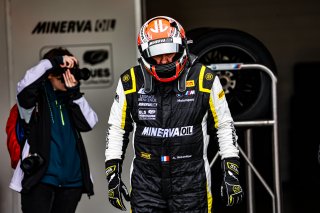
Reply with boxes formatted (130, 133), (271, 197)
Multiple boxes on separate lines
(10, 47), (98, 213)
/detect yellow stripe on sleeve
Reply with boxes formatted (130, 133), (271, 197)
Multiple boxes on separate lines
(207, 182), (213, 213)
(209, 96), (219, 129)
(121, 99), (127, 129)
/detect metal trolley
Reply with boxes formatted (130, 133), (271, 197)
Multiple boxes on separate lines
(208, 63), (280, 213)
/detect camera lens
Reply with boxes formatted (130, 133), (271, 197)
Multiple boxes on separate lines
(21, 153), (44, 175)
(71, 68), (91, 81)
(21, 158), (34, 171)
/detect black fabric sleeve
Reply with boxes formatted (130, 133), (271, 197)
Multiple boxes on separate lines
(68, 103), (92, 132)
(48, 56), (63, 68)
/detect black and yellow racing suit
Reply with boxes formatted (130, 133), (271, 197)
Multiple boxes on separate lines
(105, 62), (239, 213)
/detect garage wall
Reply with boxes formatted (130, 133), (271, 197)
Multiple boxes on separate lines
(0, 0), (141, 213)
(144, 0), (320, 183)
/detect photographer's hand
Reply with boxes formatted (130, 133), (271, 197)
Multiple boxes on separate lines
(63, 69), (78, 88)
(61, 56), (78, 69)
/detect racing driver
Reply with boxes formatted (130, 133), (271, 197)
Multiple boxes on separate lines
(105, 16), (244, 212)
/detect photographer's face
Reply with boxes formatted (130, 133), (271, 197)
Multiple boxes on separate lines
(48, 73), (67, 91)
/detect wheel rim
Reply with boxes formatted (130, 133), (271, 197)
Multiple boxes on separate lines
(196, 44), (264, 118)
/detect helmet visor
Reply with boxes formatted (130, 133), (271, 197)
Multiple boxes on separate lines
(147, 43), (181, 58)
(141, 37), (183, 58)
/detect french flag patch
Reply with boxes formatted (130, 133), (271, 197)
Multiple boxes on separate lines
(161, 156), (170, 162)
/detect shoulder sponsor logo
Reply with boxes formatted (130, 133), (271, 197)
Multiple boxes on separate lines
(122, 74), (130, 82)
(186, 80), (195, 87)
(141, 126), (193, 138)
(205, 73), (214, 81)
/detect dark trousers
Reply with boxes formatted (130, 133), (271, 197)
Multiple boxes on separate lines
(21, 183), (82, 213)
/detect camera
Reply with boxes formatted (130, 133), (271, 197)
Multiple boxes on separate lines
(21, 153), (44, 175)
(53, 65), (91, 81)
(70, 67), (91, 81)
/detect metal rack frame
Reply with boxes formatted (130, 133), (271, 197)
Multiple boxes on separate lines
(208, 63), (280, 213)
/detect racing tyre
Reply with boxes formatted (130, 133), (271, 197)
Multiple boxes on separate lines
(187, 28), (277, 121)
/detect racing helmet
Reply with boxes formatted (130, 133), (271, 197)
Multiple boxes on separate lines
(137, 16), (189, 82)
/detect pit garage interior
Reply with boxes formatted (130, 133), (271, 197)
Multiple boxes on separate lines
(1, 0), (320, 213)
